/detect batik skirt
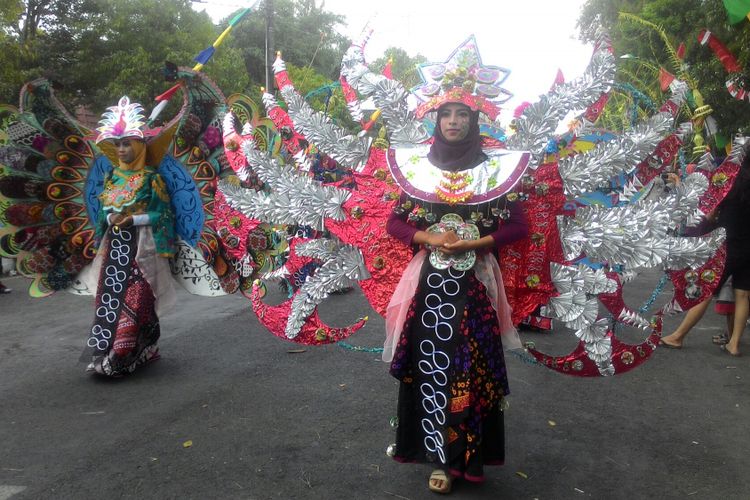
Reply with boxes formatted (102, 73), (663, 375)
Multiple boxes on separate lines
(389, 262), (509, 482)
(85, 225), (161, 377)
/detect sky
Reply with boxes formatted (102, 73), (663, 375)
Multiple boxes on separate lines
(191, 0), (593, 116)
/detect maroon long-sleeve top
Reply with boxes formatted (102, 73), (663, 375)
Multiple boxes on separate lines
(386, 199), (528, 249)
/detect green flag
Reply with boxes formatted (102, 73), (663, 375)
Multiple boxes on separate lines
(723, 0), (750, 24)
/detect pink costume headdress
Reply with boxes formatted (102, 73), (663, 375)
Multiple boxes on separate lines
(95, 96), (146, 143)
(412, 35), (513, 121)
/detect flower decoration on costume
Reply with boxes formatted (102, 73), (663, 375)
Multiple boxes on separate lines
(413, 35), (512, 120)
(95, 96), (146, 143)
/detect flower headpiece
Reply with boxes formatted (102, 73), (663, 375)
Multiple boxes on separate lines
(413, 36), (512, 121)
(95, 96), (147, 143)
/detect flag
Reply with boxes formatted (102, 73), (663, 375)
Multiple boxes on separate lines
(149, 1), (259, 124)
(723, 0), (750, 24)
(550, 69), (564, 91)
(193, 2), (260, 70)
(676, 42), (686, 60)
(659, 67), (676, 92)
(382, 58), (393, 79)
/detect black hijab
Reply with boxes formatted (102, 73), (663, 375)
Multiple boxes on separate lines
(427, 105), (487, 171)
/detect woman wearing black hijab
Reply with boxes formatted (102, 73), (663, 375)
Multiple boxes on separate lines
(385, 101), (528, 493)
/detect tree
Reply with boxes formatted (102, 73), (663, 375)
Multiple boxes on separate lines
(578, 0), (750, 136)
(372, 47), (428, 90)
(0, 0), (221, 110)
(223, 0), (349, 89)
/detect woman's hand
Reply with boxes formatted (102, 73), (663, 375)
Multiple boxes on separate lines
(426, 231), (459, 249)
(441, 238), (477, 254)
(427, 231), (480, 255)
(413, 230), (493, 255)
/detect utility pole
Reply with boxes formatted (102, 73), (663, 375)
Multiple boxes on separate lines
(265, 0), (274, 91)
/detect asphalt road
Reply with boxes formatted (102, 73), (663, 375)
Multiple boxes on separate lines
(0, 271), (748, 500)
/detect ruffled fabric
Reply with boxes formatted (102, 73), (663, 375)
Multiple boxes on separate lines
(383, 251), (520, 362)
(383, 250), (428, 362)
(77, 227), (176, 316)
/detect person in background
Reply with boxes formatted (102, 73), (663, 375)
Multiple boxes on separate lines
(660, 145), (750, 355)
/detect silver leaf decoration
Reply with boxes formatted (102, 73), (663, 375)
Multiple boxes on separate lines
(238, 139), (351, 224)
(559, 201), (682, 268)
(261, 265), (291, 282)
(548, 290), (589, 322)
(241, 139), (294, 188)
(286, 245), (370, 338)
(661, 172), (709, 229)
(660, 299), (684, 316)
(340, 44), (429, 145)
(219, 176), (350, 231)
(260, 91), (312, 170)
(619, 175), (646, 203)
(676, 121), (693, 141)
(261, 91), (279, 113)
(551, 263), (617, 295)
(292, 150), (312, 172)
(563, 298), (599, 330)
(663, 228), (726, 270)
(575, 318), (609, 343)
(619, 270), (638, 284)
(222, 111), (237, 137)
(695, 151), (717, 172)
(506, 34), (616, 164)
(559, 111), (673, 196)
(574, 318), (615, 376)
(343, 85), (364, 122)
(280, 86), (371, 170)
(295, 238), (342, 261)
(617, 308), (651, 329)
(550, 263), (585, 294)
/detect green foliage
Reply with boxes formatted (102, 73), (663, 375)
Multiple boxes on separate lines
(0, 0), (408, 138)
(578, 0), (750, 136)
(223, 0), (349, 86)
(286, 63), (356, 131)
(0, 0), (218, 109)
(371, 47), (428, 90)
(0, 0), (356, 121)
(0, 0), (24, 32)
(203, 46), (253, 97)
(67, 0), (216, 109)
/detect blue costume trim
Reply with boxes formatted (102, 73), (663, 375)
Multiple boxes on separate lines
(84, 155), (114, 227)
(158, 154), (204, 246)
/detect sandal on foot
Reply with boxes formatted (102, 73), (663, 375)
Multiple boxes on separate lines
(659, 338), (682, 350)
(428, 469), (452, 494)
(720, 344), (742, 357)
(712, 334), (729, 345)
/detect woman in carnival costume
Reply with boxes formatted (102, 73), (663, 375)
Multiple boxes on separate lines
(82, 97), (177, 377)
(383, 57), (528, 493)
(220, 29), (735, 494)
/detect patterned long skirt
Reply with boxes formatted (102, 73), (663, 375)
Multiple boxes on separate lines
(389, 264), (509, 482)
(86, 226), (161, 377)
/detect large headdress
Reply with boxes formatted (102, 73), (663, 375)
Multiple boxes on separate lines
(413, 36), (512, 121)
(95, 96), (147, 143)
